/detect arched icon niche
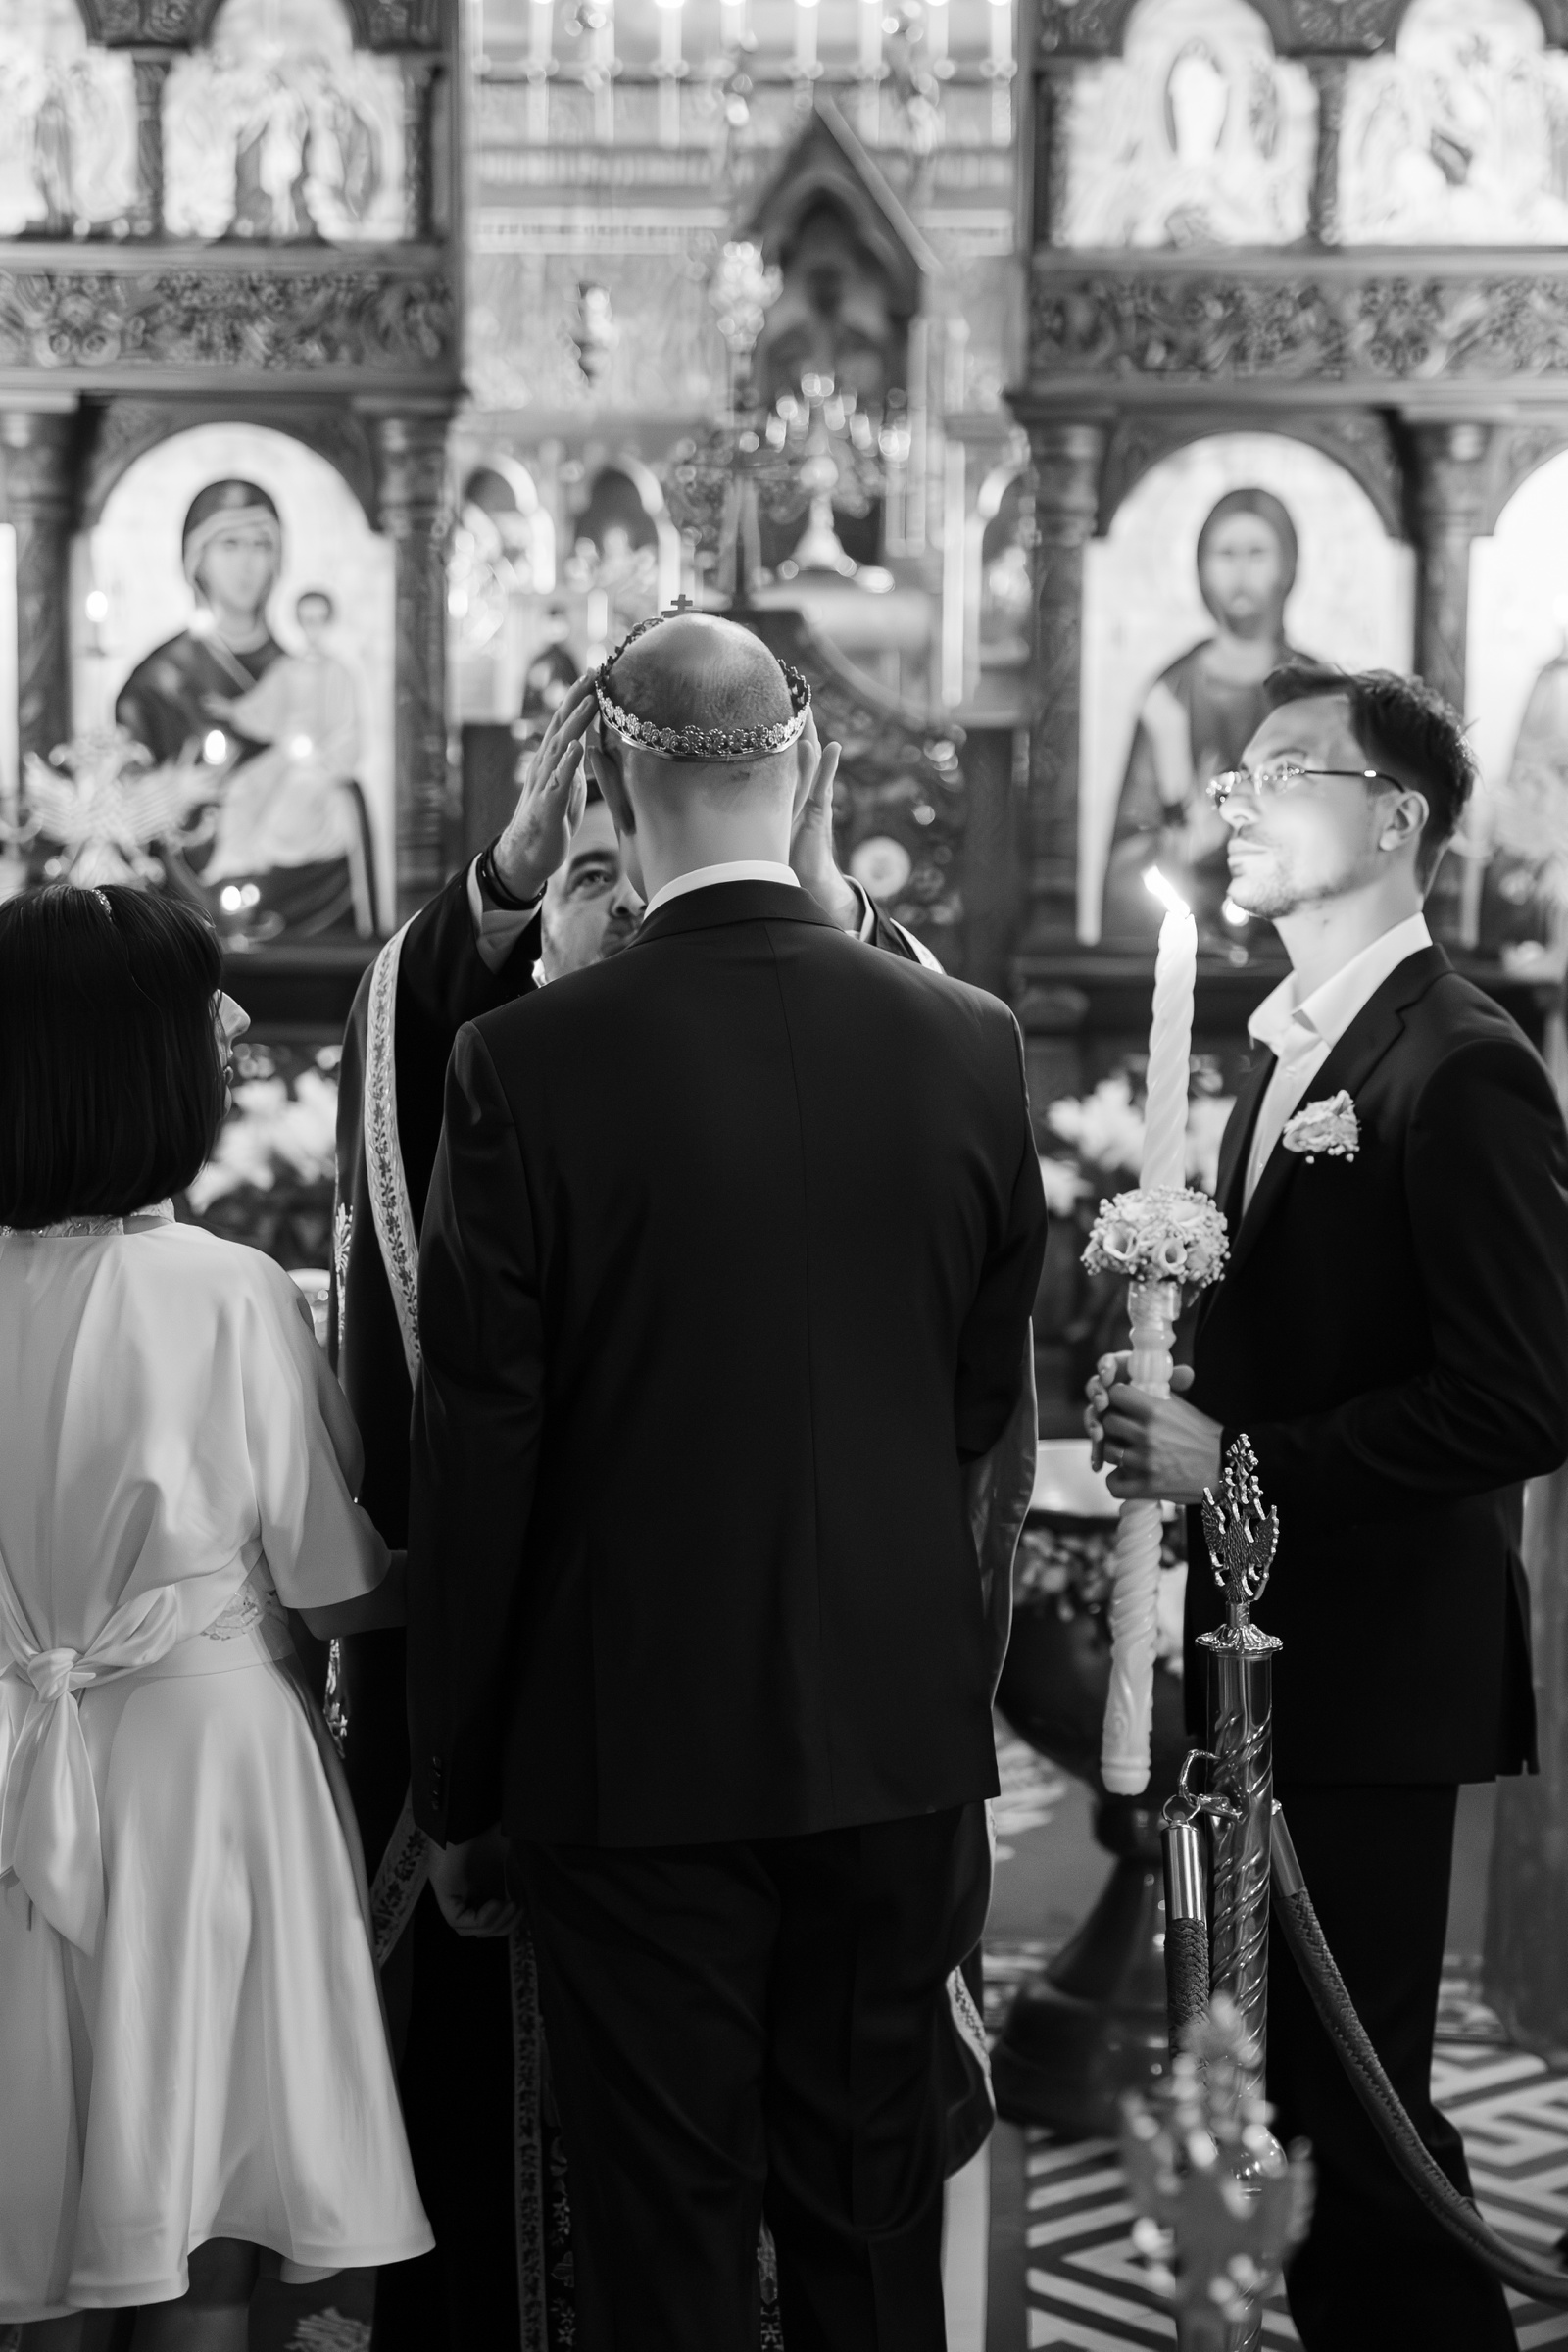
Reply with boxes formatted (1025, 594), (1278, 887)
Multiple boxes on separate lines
(75, 420), (395, 944)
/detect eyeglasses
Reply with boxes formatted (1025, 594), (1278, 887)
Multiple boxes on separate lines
(1206, 763), (1402, 808)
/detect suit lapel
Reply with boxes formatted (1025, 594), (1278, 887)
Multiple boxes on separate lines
(1215, 1052), (1272, 1231)
(1220, 944), (1449, 1286)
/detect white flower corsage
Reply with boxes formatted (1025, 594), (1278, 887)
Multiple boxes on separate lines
(1282, 1089), (1359, 1163)
(1082, 1185), (1230, 1292)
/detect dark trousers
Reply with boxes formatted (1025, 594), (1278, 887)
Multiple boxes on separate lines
(370, 1889), (520, 2350)
(1269, 1784), (1515, 2352)
(514, 1808), (965, 2352)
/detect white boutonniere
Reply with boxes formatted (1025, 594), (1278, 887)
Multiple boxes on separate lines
(1282, 1089), (1359, 1164)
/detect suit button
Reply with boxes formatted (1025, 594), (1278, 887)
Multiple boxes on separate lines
(429, 1756), (444, 1804)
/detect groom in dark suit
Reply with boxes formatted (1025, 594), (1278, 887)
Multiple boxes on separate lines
(1091, 662), (1568, 2351)
(408, 612), (1046, 2351)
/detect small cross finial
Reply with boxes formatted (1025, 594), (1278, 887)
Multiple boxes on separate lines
(665, 594), (696, 613)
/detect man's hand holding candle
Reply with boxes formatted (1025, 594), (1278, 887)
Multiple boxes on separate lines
(1086, 1351), (1224, 1504)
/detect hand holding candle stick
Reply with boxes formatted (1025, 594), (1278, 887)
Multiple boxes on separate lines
(1088, 869), (1228, 1797)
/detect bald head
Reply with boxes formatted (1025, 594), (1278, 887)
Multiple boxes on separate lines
(588, 612), (821, 906)
(605, 613), (796, 757)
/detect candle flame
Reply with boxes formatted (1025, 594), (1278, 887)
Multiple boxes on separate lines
(1143, 866), (1192, 920)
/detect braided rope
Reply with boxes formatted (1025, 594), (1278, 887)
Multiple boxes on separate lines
(1269, 1826), (1568, 2305)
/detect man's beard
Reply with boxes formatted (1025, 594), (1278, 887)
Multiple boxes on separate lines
(598, 915), (639, 959)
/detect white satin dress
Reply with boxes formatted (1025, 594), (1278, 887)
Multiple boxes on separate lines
(0, 1207), (431, 2322)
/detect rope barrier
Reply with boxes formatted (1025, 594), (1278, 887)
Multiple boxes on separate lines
(1269, 1803), (1568, 2307)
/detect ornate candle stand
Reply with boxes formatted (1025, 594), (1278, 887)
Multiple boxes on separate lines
(1197, 1441), (1282, 2079)
(1141, 1440), (1305, 2352)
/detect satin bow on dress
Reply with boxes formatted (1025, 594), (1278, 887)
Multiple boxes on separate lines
(0, 1554), (249, 1952)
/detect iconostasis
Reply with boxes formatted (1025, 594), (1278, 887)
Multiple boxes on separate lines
(1019, 0), (1568, 995)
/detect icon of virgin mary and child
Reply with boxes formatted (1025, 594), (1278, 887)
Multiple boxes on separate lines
(1100, 486), (1310, 947)
(115, 478), (377, 943)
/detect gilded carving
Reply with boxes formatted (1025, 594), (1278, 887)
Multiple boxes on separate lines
(1097, 406), (1402, 537)
(1491, 420), (1568, 529)
(1280, 0), (1395, 47)
(83, 399), (378, 523)
(89, 0), (211, 43)
(83, 0), (448, 47)
(0, 267), (454, 379)
(1029, 267), (1568, 387)
(358, 0), (445, 48)
(1034, 0), (1128, 56)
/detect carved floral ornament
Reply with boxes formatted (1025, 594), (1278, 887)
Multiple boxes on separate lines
(78, 0), (443, 47)
(1034, 0), (1568, 56)
(1028, 266), (1568, 386)
(0, 266), (455, 377)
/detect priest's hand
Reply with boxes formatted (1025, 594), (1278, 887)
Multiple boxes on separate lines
(427, 1826), (520, 1939)
(791, 711), (859, 932)
(1086, 1352), (1223, 1504)
(493, 673), (598, 902)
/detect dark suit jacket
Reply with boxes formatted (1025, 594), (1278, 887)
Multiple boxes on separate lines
(330, 860), (931, 1547)
(1186, 944), (1568, 1786)
(408, 879), (1048, 1848)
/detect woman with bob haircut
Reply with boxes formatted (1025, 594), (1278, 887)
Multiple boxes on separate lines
(0, 886), (431, 2348)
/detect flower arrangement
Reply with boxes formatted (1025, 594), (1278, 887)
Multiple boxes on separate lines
(1083, 1185), (1230, 1290)
(1014, 1519), (1187, 1667)
(183, 1041), (339, 1269)
(1033, 1057), (1237, 1409)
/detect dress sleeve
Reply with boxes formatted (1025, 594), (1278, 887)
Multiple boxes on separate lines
(243, 1262), (388, 1608)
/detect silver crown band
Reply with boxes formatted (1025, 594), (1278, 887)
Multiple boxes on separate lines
(594, 609), (811, 763)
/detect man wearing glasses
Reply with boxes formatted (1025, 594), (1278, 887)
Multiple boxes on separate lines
(1089, 661), (1568, 2350)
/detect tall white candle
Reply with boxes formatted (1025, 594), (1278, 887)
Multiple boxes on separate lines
(794, 0), (818, 79)
(1140, 867), (1197, 1193)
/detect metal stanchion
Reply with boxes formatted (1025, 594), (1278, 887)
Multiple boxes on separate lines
(1122, 1440), (1311, 2349)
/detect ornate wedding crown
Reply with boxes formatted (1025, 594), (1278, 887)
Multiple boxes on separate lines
(594, 603), (811, 763)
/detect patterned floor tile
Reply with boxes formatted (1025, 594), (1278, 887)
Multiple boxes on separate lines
(987, 1952), (1568, 2349)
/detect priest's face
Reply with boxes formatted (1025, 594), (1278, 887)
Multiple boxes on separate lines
(1221, 695), (1403, 918)
(539, 798), (642, 979)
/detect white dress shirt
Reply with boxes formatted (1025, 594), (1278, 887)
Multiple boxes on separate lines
(466, 851), (937, 973)
(643, 858), (799, 915)
(1242, 910), (1432, 1209)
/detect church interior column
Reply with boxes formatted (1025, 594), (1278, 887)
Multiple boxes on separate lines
(370, 407), (454, 923)
(402, 56), (442, 242)
(1304, 56), (1348, 247)
(1015, 416), (1104, 966)
(1031, 64), (1073, 249)
(1, 402), (78, 772)
(1408, 419), (1493, 943)
(128, 53), (172, 239)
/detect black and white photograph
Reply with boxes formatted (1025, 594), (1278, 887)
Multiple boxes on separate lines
(5, 3), (1568, 2351)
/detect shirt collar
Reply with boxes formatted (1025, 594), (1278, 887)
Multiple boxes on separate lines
(1248, 911), (1433, 1059)
(644, 860), (799, 917)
